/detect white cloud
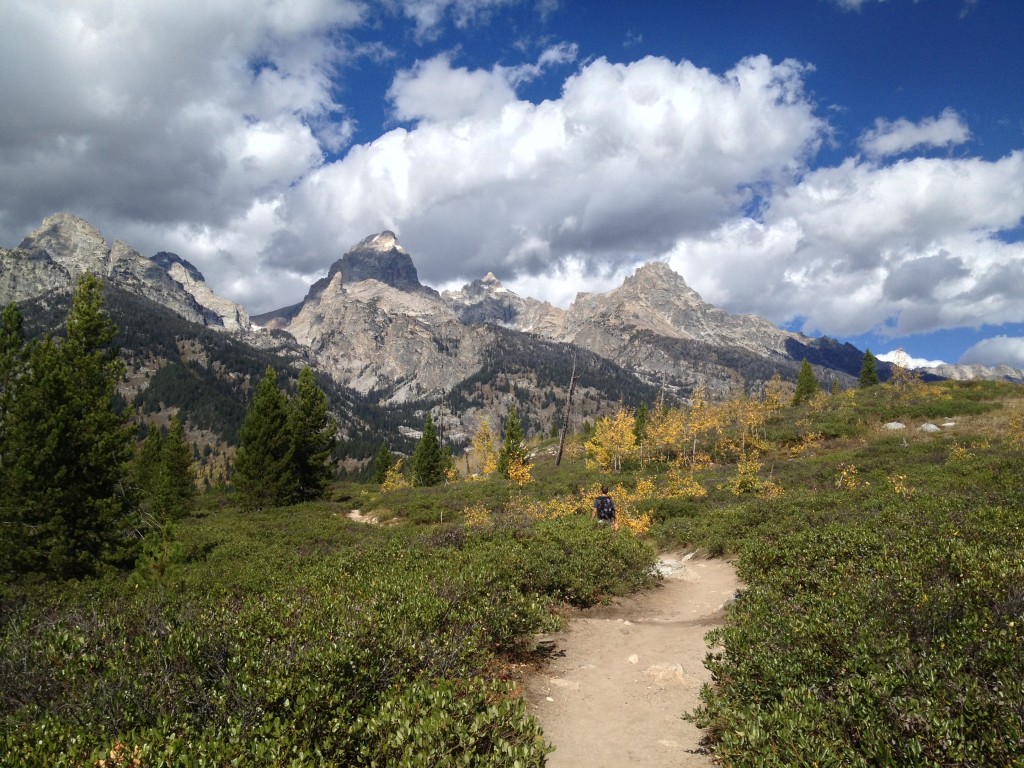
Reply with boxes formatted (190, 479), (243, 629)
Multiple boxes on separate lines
(859, 109), (971, 159)
(959, 336), (1024, 368)
(663, 151), (1024, 338)
(275, 53), (825, 305)
(388, 55), (519, 122)
(0, 0), (358, 238)
(877, 350), (946, 369)
(394, 0), (520, 38)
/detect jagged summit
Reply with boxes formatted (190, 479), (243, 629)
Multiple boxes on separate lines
(298, 231), (436, 305)
(358, 230), (406, 254)
(152, 251), (205, 283)
(17, 212), (111, 274)
(1, 213), (250, 332)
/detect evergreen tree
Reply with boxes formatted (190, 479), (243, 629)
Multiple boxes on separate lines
(633, 402), (650, 444)
(154, 416), (196, 520)
(373, 443), (393, 484)
(234, 366), (295, 510)
(287, 367), (336, 501)
(792, 359), (820, 405)
(132, 425), (165, 512)
(1, 275), (138, 580)
(411, 413), (445, 486)
(0, 303), (27, 575)
(859, 349), (880, 388)
(0, 303), (27, 451)
(497, 405), (528, 478)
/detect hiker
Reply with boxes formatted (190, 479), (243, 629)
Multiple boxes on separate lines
(592, 485), (618, 531)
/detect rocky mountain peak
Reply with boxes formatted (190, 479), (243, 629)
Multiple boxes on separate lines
(300, 230), (437, 305)
(152, 251), (205, 283)
(17, 212), (110, 275)
(360, 230), (406, 253)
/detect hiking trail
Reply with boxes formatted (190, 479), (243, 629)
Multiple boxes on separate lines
(524, 554), (740, 767)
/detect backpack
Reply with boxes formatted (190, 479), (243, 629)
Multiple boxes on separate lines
(595, 495), (615, 520)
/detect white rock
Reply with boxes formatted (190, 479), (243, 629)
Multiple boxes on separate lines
(883, 422), (907, 430)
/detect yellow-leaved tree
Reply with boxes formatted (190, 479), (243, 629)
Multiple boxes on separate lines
(646, 403), (687, 462)
(585, 407), (638, 472)
(470, 419), (499, 476)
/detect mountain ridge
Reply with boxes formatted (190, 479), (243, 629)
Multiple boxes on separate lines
(5, 213), (1023, 456)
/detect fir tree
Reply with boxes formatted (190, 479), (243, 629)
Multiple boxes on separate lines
(373, 443), (393, 484)
(154, 416), (196, 520)
(0, 303), (27, 450)
(411, 413), (445, 486)
(792, 359), (819, 405)
(234, 366), (295, 510)
(288, 367), (336, 501)
(1, 275), (138, 579)
(497, 405), (528, 478)
(132, 424), (165, 512)
(859, 349), (880, 388)
(633, 402), (650, 444)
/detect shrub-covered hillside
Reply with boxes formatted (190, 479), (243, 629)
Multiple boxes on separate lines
(1, 368), (1022, 766)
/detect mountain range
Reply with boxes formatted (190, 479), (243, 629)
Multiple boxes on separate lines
(3, 213), (1021, 461)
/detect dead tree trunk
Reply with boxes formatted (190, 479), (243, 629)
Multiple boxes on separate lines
(555, 353), (578, 466)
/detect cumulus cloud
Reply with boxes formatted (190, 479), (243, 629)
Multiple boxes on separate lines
(877, 350), (946, 369)
(664, 151), (1024, 338)
(859, 109), (971, 159)
(0, 0), (361, 243)
(277, 53), (824, 300)
(959, 336), (1024, 368)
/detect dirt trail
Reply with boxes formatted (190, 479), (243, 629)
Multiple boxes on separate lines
(524, 554), (740, 768)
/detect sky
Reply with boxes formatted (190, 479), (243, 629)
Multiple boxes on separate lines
(1, 0), (1023, 369)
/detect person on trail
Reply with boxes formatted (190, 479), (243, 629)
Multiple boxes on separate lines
(592, 485), (618, 531)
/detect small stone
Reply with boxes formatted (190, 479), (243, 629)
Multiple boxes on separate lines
(627, 654), (639, 664)
(883, 422), (906, 430)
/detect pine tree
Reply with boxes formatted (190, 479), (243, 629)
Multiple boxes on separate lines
(155, 416), (196, 520)
(633, 402), (649, 444)
(132, 424), (165, 512)
(288, 367), (336, 501)
(0, 303), (27, 575)
(234, 366), (295, 510)
(0, 304), (27, 455)
(497, 405), (528, 478)
(411, 412), (445, 486)
(373, 443), (393, 484)
(792, 359), (820, 405)
(859, 349), (880, 388)
(1, 275), (138, 579)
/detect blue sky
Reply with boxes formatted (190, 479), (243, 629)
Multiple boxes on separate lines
(1, 0), (1023, 368)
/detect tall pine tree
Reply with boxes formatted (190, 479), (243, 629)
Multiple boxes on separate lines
(233, 367), (295, 510)
(1, 275), (138, 579)
(859, 349), (880, 388)
(154, 416), (196, 520)
(287, 367), (336, 502)
(373, 443), (393, 484)
(411, 413), (445, 487)
(792, 359), (820, 405)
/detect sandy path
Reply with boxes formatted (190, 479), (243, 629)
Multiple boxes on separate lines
(524, 554), (740, 768)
